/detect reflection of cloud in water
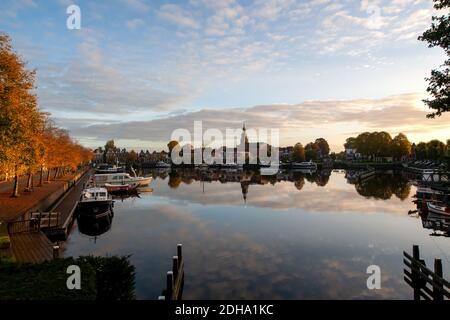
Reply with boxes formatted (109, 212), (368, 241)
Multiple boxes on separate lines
(63, 171), (427, 299)
(151, 172), (414, 216)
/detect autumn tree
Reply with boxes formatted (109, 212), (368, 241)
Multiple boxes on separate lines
(314, 138), (330, 157)
(292, 143), (305, 162)
(418, 0), (450, 117)
(391, 133), (412, 160)
(0, 33), (44, 197)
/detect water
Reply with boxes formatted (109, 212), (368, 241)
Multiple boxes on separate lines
(62, 169), (450, 299)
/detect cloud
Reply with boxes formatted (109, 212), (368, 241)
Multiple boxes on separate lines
(120, 0), (150, 11)
(158, 4), (200, 29)
(126, 18), (145, 30)
(62, 92), (450, 150)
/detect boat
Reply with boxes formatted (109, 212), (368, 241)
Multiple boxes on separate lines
(77, 187), (114, 216)
(427, 202), (450, 216)
(104, 182), (139, 194)
(291, 161), (317, 170)
(93, 172), (153, 187)
(95, 164), (125, 174)
(155, 161), (171, 168)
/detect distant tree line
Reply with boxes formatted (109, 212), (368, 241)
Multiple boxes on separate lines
(344, 131), (450, 162)
(0, 33), (92, 197)
(290, 138), (330, 162)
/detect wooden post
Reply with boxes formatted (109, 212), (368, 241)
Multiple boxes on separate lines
(177, 243), (182, 262)
(433, 259), (444, 301)
(52, 245), (59, 259)
(166, 271), (174, 301)
(172, 256), (179, 280)
(412, 245), (420, 300)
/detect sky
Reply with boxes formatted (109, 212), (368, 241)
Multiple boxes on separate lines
(0, 0), (449, 152)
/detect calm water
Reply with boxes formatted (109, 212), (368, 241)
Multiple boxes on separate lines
(63, 169), (450, 299)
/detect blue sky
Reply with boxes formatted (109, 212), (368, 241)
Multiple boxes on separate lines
(0, 0), (449, 151)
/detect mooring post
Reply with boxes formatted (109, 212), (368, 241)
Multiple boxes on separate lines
(412, 245), (420, 300)
(172, 256), (179, 280)
(433, 259), (444, 301)
(177, 243), (182, 262)
(166, 271), (174, 300)
(52, 245), (59, 259)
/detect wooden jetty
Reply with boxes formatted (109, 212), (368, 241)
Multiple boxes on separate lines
(159, 244), (185, 300)
(7, 219), (54, 263)
(404, 245), (450, 300)
(20, 170), (93, 239)
(6, 170), (93, 262)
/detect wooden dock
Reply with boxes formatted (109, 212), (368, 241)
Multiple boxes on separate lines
(6, 170), (93, 262)
(404, 245), (450, 300)
(20, 169), (93, 239)
(7, 219), (54, 263)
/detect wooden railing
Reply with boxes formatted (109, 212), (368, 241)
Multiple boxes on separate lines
(8, 212), (60, 235)
(159, 244), (184, 300)
(404, 245), (450, 300)
(7, 219), (40, 234)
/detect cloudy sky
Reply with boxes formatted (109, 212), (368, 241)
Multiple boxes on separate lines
(0, 0), (449, 151)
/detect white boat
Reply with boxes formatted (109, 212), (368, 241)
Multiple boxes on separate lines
(78, 187), (114, 216)
(427, 202), (450, 216)
(291, 161), (317, 170)
(93, 172), (153, 187)
(155, 161), (171, 168)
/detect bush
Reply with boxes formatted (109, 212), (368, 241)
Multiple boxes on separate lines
(0, 255), (135, 300)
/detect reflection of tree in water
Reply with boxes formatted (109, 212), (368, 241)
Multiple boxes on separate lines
(294, 178), (305, 191)
(355, 174), (411, 200)
(159, 168), (332, 189)
(168, 171), (182, 189)
(315, 170), (331, 187)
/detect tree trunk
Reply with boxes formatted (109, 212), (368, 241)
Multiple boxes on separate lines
(25, 172), (33, 192)
(39, 165), (44, 186)
(54, 167), (59, 179)
(46, 168), (51, 183)
(11, 167), (19, 197)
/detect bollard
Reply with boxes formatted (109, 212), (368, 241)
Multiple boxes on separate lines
(166, 271), (174, 300)
(52, 245), (60, 259)
(172, 256), (179, 280)
(177, 243), (183, 262)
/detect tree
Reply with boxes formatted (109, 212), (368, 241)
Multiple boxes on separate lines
(418, 0), (450, 117)
(391, 133), (412, 160)
(292, 143), (305, 162)
(0, 33), (44, 197)
(126, 150), (138, 165)
(304, 142), (320, 161)
(415, 142), (428, 160)
(426, 139), (446, 160)
(314, 138), (330, 157)
(344, 137), (356, 149)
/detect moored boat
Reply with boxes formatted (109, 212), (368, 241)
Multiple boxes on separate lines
(77, 187), (114, 216)
(291, 161), (317, 170)
(93, 172), (153, 187)
(427, 202), (450, 216)
(104, 182), (139, 194)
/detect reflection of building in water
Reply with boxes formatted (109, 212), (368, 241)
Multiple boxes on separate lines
(157, 168), (332, 204)
(241, 181), (250, 203)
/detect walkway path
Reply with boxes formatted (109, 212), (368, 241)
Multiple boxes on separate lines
(0, 169), (88, 223)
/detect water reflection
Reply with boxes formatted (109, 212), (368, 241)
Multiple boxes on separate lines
(63, 169), (450, 299)
(77, 211), (114, 238)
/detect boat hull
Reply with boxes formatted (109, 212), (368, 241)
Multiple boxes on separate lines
(77, 200), (113, 216)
